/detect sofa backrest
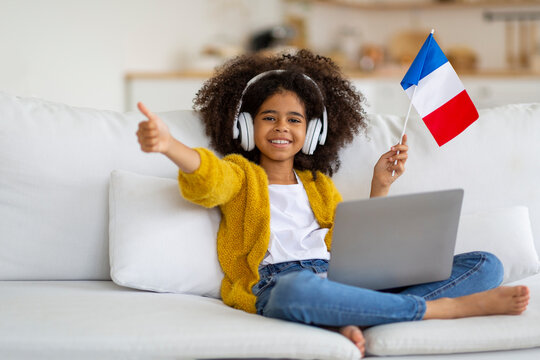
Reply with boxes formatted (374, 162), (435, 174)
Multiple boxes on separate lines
(1, 91), (538, 280)
(0, 92), (209, 280)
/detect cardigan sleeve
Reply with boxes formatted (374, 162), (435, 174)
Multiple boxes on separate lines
(177, 147), (244, 208)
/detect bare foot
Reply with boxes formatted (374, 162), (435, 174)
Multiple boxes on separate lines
(339, 325), (365, 358)
(425, 285), (530, 320)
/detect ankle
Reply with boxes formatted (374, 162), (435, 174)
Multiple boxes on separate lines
(424, 297), (459, 320)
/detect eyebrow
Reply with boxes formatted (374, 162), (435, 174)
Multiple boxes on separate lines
(259, 109), (305, 118)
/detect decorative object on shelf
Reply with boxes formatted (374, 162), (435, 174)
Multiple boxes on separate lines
(359, 43), (386, 72)
(285, 14), (308, 49)
(389, 29), (435, 65)
(484, 9), (540, 69)
(446, 45), (478, 72)
(248, 25), (296, 52)
(335, 26), (362, 70)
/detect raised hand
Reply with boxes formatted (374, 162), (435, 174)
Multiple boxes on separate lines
(136, 102), (171, 154)
(135, 101), (201, 173)
(370, 134), (409, 197)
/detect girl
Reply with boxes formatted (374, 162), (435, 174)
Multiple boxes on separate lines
(136, 50), (529, 357)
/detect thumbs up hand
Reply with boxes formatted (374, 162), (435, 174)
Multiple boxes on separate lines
(136, 102), (171, 154)
(136, 101), (201, 173)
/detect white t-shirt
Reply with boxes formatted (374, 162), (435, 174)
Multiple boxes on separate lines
(261, 172), (330, 266)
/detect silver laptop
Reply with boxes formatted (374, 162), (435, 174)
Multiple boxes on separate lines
(327, 189), (463, 290)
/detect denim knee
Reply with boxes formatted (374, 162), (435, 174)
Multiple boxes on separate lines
(471, 251), (504, 289)
(481, 251), (504, 287)
(263, 270), (318, 323)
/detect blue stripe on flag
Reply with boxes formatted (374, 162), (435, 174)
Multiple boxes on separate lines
(400, 34), (448, 91)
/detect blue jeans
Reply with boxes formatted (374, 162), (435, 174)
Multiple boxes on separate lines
(252, 252), (503, 327)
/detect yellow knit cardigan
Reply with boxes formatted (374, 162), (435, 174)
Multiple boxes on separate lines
(178, 148), (343, 314)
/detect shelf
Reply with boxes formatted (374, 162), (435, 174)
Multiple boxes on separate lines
(286, 0), (540, 11)
(125, 68), (540, 81)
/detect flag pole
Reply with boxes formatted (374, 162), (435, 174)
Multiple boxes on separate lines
(392, 28), (434, 177)
(392, 85), (416, 177)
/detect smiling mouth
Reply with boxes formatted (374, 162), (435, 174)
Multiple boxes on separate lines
(269, 139), (291, 144)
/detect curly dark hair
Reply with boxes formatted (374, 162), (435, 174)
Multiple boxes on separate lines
(193, 49), (367, 177)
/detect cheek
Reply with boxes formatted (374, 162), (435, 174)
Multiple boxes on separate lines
(253, 123), (270, 146)
(296, 126), (307, 142)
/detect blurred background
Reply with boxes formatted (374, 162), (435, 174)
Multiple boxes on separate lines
(1, 0), (540, 115)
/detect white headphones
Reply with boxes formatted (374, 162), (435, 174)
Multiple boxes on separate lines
(232, 70), (328, 155)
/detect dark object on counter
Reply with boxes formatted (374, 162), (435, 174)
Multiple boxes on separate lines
(248, 25), (296, 52)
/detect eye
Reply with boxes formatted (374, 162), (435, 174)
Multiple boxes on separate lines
(263, 116), (275, 121)
(289, 118), (301, 123)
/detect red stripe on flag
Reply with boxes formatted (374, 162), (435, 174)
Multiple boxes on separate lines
(422, 90), (479, 146)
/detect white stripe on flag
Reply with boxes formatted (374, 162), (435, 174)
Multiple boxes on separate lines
(405, 62), (465, 117)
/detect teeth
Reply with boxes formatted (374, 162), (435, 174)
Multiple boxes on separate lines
(271, 140), (290, 144)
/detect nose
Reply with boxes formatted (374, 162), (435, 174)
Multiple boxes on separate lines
(273, 118), (289, 132)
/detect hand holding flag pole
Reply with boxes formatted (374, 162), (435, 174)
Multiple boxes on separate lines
(392, 28), (479, 176)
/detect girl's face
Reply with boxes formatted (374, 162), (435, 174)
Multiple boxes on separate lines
(253, 90), (307, 166)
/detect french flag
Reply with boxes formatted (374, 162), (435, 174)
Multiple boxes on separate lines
(401, 32), (479, 146)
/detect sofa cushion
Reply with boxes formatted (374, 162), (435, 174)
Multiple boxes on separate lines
(455, 206), (540, 284)
(1, 277), (539, 358)
(363, 273), (540, 356)
(0, 91), (209, 280)
(109, 169), (223, 298)
(0, 280), (359, 360)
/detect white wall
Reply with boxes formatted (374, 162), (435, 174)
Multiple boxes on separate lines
(0, 0), (282, 111)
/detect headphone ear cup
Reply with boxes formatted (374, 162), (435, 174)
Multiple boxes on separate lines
(302, 118), (322, 155)
(238, 112), (255, 151)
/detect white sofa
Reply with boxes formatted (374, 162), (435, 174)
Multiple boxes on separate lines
(1, 90), (539, 359)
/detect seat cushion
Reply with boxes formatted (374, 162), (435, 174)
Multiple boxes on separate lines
(0, 281), (359, 360)
(363, 273), (540, 356)
(2, 278), (539, 359)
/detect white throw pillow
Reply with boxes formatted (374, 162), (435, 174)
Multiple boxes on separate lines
(454, 206), (540, 284)
(109, 170), (223, 298)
